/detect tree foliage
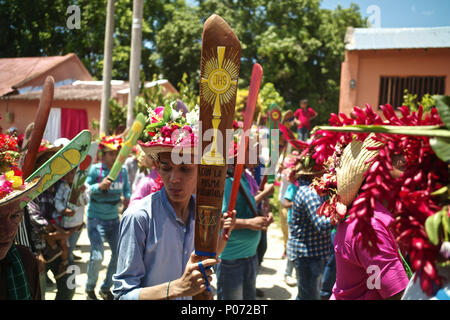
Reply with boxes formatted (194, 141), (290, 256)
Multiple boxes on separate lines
(1, 0), (366, 126)
(402, 89), (436, 113)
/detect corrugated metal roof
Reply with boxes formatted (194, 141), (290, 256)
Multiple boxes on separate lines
(345, 26), (450, 50)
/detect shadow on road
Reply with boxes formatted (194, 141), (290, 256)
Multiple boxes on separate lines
(256, 285), (293, 300)
(258, 265), (277, 275)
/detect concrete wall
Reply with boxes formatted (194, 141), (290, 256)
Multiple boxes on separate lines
(339, 48), (450, 115)
(0, 99), (100, 137)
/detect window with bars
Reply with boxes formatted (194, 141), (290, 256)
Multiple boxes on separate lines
(378, 76), (446, 107)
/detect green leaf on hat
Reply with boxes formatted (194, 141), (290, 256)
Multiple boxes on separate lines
(434, 95), (450, 129)
(442, 207), (450, 242)
(425, 207), (450, 245)
(163, 104), (172, 122)
(148, 122), (165, 129)
(431, 185), (448, 197)
(425, 209), (444, 245)
(429, 137), (450, 163)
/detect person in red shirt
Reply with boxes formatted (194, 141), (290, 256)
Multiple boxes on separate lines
(294, 99), (317, 141)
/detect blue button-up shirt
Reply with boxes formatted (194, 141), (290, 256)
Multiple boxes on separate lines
(287, 179), (332, 261)
(112, 187), (196, 300)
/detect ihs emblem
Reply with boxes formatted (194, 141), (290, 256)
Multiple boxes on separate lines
(200, 46), (239, 166)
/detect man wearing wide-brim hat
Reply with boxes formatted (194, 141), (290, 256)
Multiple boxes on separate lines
(84, 135), (131, 300)
(285, 150), (333, 300)
(0, 132), (41, 300)
(113, 104), (234, 300)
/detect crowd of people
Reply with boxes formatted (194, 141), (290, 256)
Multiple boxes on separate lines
(1, 97), (449, 301)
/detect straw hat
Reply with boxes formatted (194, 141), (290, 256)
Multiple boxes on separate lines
(99, 135), (123, 152)
(293, 162), (325, 180)
(336, 134), (383, 207)
(0, 133), (42, 207)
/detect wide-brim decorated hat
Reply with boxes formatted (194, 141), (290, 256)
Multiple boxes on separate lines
(227, 124), (260, 162)
(0, 177), (41, 208)
(0, 131), (42, 207)
(293, 162), (325, 179)
(139, 103), (199, 161)
(36, 139), (61, 159)
(336, 134), (383, 207)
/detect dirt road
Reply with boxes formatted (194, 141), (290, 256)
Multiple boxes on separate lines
(45, 220), (297, 300)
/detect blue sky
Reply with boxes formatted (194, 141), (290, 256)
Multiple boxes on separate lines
(321, 0), (450, 28)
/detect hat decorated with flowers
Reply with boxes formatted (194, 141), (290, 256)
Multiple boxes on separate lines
(0, 132), (40, 207)
(336, 134), (383, 207)
(280, 151), (299, 178)
(99, 135), (123, 151)
(312, 102), (449, 296)
(139, 102), (199, 161)
(228, 123), (261, 165)
(287, 140), (325, 181)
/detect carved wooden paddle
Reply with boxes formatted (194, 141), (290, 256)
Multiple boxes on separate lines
(226, 63), (263, 223)
(194, 14), (241, 300)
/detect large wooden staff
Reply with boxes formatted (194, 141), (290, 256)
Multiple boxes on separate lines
(22, 76), (54, 179)
(226, 63), (263, 218)
(194, 14), (241, 300)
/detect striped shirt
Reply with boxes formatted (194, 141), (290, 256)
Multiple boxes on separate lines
(287, 179), (332, 260)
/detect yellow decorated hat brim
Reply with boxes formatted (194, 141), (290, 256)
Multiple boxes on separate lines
(0, 177), (41, 207)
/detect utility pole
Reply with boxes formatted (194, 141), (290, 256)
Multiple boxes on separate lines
(126, 0), (144, 129)
(100, 0), (115, 135)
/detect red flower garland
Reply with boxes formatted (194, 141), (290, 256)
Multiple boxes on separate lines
(313, 104), (448, 296)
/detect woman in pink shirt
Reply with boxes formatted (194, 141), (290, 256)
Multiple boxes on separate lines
(331, 201), (409, 300)
(317, 135), (409, 300)
(129, 152), (163, 206)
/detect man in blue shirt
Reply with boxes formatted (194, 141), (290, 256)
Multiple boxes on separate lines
(85, 136), (131, 300)
(287, 169), (332, 300)
(113, 149), (235, 300)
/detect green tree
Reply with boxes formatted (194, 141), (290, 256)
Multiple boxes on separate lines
(108, 97), (127, 134)
(151, 6), (203, 93)
(255, 1), (366, 126)
(403, 89), (436, 113)
(1, 0), (366, 127)
(0, 0), (184, 81)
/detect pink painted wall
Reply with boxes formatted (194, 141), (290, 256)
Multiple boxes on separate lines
(339, 48), (450, 115)
(0, 99), (100, 136)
